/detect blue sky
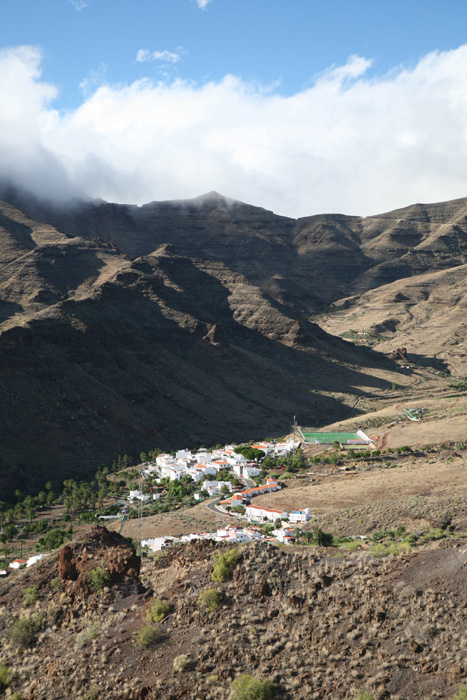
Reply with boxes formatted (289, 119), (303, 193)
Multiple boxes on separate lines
(2, 0), (467, 216)
(3, 0), (467, 109)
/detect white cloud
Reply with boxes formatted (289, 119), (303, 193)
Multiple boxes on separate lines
(136, 49), (181, 64)
(3, 44), (467, 216)
(196, 0), (212, 9)
(69, 0), (88, 11)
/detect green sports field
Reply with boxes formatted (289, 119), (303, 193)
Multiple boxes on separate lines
(299, 431), (361, 444)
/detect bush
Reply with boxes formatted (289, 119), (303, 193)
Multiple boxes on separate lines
(135, 625), (159, 649)
(198, 588), (220, 612)
(23, 585), (39, 607)
(207, 674), (219, 685)
(419, 528), (447, 544)
(211, 548), (238, 582)
(0, 663), (12, 691)
(74, 621), (100, 650)
(451, 685), (467, 700)
(404, 533), (418, 544)
(84, 687), (99, 700)
(50, 577), (63, 593)
(173, 654), (190, 672)
(231, 674), (275, 700)
(146, 598), (171, 623)
(86, 567), (111, 594)
(371, 542), (411, 557)
(9, 614), (42, 650)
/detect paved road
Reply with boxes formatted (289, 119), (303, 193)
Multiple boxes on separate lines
(206, 497), (222, 515)
(205, 476), (255, 519)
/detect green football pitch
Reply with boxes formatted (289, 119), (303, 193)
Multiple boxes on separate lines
(299, 431), (361, 443)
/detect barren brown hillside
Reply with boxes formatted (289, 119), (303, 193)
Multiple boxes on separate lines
(2, 188), (467, 493)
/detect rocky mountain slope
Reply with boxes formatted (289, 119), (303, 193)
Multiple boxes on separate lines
(0, 526), (466, 700)
(0, 199), (399, 495)
(2, 187), (467, 492)
(7, 188), (467, 313)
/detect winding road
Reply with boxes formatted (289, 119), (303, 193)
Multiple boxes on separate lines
(205, 476), (256, 518)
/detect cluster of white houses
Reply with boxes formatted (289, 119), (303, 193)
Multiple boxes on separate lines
(141, 523), (303, 552)
(127, 437), (312, 526)
(139, 445), (261, 484)
(218, 476), (311, 524)
(128, 439), (301, 502)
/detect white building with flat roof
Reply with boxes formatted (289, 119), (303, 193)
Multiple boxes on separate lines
(289, 508), (311, 523)
(245, 504), (288, 523)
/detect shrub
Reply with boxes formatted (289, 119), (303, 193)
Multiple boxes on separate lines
(146, 598), (171, 623)
(231, 674), (275, 700)
(404, 533), (418, 544)
(346, 694), (375, 700)
(211, 548), (238, 582)
(74, 621), (100, 650)
(198, 588), (220, 612)
(23, 585), (39, 607)
(173, 654), (190, 672)
(84, 687), (99, 700)
(207, 674), (219, 685)
(340, 539), (362, 552)
(419, 528), (447, 544)
(86, 567), (111, 594)
(451, 685), (467, 700)
(50, 577), (63, 593)
(0, 663), (12, 691)
(11, 693), (24, 700)
(135, 625), (159, 649)
(9, 614), (42, 650)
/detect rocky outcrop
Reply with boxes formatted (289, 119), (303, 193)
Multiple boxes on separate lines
(58, 526), (141, 595)
(202, 322), (229, 349)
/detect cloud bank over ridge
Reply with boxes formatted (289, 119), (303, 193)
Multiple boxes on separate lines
(2, 44), (467, 217)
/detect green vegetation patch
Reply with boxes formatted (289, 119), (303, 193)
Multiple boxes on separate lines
(300, 431), (361, 444)
(231, 673), (276, 700)
(211, 548), (238, 582)
(146, 598), (171, 623)
(198, 588), (221, 611)
(135, 624), (159, 649)
(9, 614), (42, 651)
(0, 663), (12, 691)
(86, 567), (111, 594)
(23, 585), (39, 607)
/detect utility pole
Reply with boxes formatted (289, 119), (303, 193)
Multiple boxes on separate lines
(137, 469), (143, 557)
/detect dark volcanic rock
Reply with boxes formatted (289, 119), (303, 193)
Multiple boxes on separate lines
(58, 525), (141, 595)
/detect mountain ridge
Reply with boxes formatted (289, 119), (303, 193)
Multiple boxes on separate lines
(1, 187), (467, 493)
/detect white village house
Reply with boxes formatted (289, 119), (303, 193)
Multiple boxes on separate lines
(288, 508), (311, 523)
(245, 504), (288, 523)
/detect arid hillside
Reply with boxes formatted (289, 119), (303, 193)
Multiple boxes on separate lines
(0, 199), (401, 495)
(0, 526), (466, 700)
(2, 187), (467, 492)
(7, 188), (467, 314)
